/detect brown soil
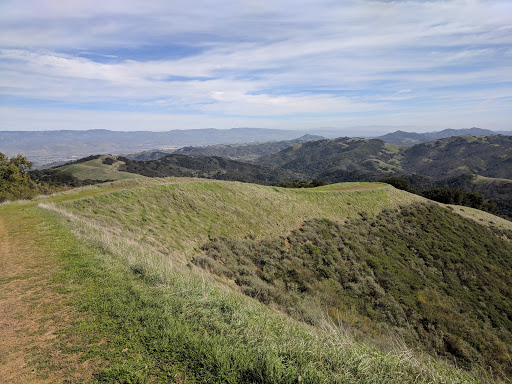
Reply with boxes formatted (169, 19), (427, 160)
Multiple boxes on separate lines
(0, 207), (94, 383)
(323, 184), (380, 192)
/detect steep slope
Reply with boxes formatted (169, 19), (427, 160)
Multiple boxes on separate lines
(197, 204), (512, 374)
(377, 128), (498, 145)
(39, 179), (512, 380)
(429, 174), (512, 217)
(3, 178), (511, 382)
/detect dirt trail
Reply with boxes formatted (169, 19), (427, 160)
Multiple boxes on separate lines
(0, 206), (91, 383)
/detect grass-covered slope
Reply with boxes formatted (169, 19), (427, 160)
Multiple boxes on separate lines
(196, 205), (512, 375)
(2, 178), (510, 383)
(55, 155), (143, 181)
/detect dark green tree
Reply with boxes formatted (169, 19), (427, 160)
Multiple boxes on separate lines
(0, 152), (37, 202)
(378, 176), (412, 192)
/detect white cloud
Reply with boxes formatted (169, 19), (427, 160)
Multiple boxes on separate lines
(0, 0), (511, 130)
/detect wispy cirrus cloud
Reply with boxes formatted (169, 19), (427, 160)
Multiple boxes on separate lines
(0, 0), (511, 131)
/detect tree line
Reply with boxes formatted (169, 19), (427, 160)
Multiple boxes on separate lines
(379, 176), (499, 214)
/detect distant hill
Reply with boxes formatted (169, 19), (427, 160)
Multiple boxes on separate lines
(257, 137), (403, 181)
(259, 134), (512, 181)
(118, 154), (298, 185)
(170, 134), (324, 162)
(257, 135), (512, 216)
(0, 128), (308, 167)
(376, 127), (499, 145)
(401, 135), (512, 179)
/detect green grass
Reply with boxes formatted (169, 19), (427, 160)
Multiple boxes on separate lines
(51, 181), (424, 262)
(2, 178), (505, 382)
(195, 205), (512, 376)
(57, 156), (143, 181)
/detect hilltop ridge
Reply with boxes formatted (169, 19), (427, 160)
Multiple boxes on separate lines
(1, 177), (511, 382)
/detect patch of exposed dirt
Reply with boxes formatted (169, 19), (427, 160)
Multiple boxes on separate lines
(0, 208), (95, 383)
(323, 184), (381, 192)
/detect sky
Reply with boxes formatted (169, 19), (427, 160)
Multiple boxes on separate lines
(0, 0), (511, 133)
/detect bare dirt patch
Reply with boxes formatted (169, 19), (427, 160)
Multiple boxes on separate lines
(0, 207), (94, 383)
(323, 184), (381, 192)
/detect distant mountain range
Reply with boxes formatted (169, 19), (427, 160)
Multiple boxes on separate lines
(0, 128), (309, 166)
(375, 127), (501, 145)
(258, 134), (512, 181)
(169, 134), (324, 162)
(2, 126), (511, 167)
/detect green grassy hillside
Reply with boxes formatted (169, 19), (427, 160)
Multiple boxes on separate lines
(258, 137), (403, 180)
(258, 135), (512, 182)
(2, 178), (511, 383)
(56, 155), (143, 181)
(401, 135), (512, 179)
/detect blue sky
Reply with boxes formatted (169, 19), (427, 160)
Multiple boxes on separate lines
(0, 0), (511, 133)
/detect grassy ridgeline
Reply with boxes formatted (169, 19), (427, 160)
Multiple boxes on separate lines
(56, 155), (143, 181)
(30, 178), (509, 382)
(56, 180), (423, 260)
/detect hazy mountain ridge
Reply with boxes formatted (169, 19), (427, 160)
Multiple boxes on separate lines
(118, 154), (298, 185)
(3, 127), (509, 167)
(376, 127), (501, 145)
(172, 134), (324, 162)
(0, 128), (308, 166)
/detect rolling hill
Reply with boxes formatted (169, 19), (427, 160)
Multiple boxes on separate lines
(255, 135), (512, 217)
(117, 153), (298, 185)
(40, 134), (512, 217)
(258, 135), (512, 181)
(376, 128), (500, 145)
(257, 137), (403, 181)
(401, 135), (512, 179)
(171, 134), (324, 162)
(1, 177), (511, 382)
(0, 128), (309, 167)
